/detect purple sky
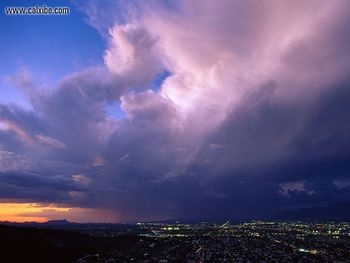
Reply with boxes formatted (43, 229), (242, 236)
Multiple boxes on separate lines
(1, 0), (350, 222)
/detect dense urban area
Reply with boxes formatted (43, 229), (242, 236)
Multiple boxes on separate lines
(78, 221), (350, 262)
(1, 220), (350, 262)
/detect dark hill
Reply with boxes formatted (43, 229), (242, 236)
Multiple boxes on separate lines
(0, 224), (138, 263)
(0, 224), (99, 262)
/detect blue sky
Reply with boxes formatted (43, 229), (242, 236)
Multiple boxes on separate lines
(0, 0), (105, 107)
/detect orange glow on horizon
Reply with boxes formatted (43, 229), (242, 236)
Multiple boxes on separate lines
(0, 201), (121, 223)
(0, 215), (47, 223)
(0, 202), (70, 223)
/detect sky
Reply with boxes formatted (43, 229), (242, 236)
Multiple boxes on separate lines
(0, 0), (350, 223)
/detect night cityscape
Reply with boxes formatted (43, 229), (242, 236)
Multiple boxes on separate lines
(1, 0), (350, 262)
(78, 221), (350, 262)
(1, 220), (350, 262)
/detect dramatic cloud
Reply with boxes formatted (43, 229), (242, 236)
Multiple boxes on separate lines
(1, 0), (350, 221)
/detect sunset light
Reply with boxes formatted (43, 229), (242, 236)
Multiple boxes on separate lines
(0, 202), (69, 222)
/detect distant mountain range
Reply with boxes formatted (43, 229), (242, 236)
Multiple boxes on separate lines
(1, 202), (350, 228)
(273, 202), (350, 221)
(43, 219), (72, 225)
(0, 219), (112, 230)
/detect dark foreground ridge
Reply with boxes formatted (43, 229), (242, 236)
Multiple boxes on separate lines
(0, 221), (350, 262)
(0, 224), (139, 263)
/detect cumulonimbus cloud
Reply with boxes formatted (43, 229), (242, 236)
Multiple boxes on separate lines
(1, 0), (350, 221)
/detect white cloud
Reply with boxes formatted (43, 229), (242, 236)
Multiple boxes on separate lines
(279, 181), (315, 197)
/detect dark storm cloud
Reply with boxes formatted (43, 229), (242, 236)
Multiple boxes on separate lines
(0, 170), (85, 203)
